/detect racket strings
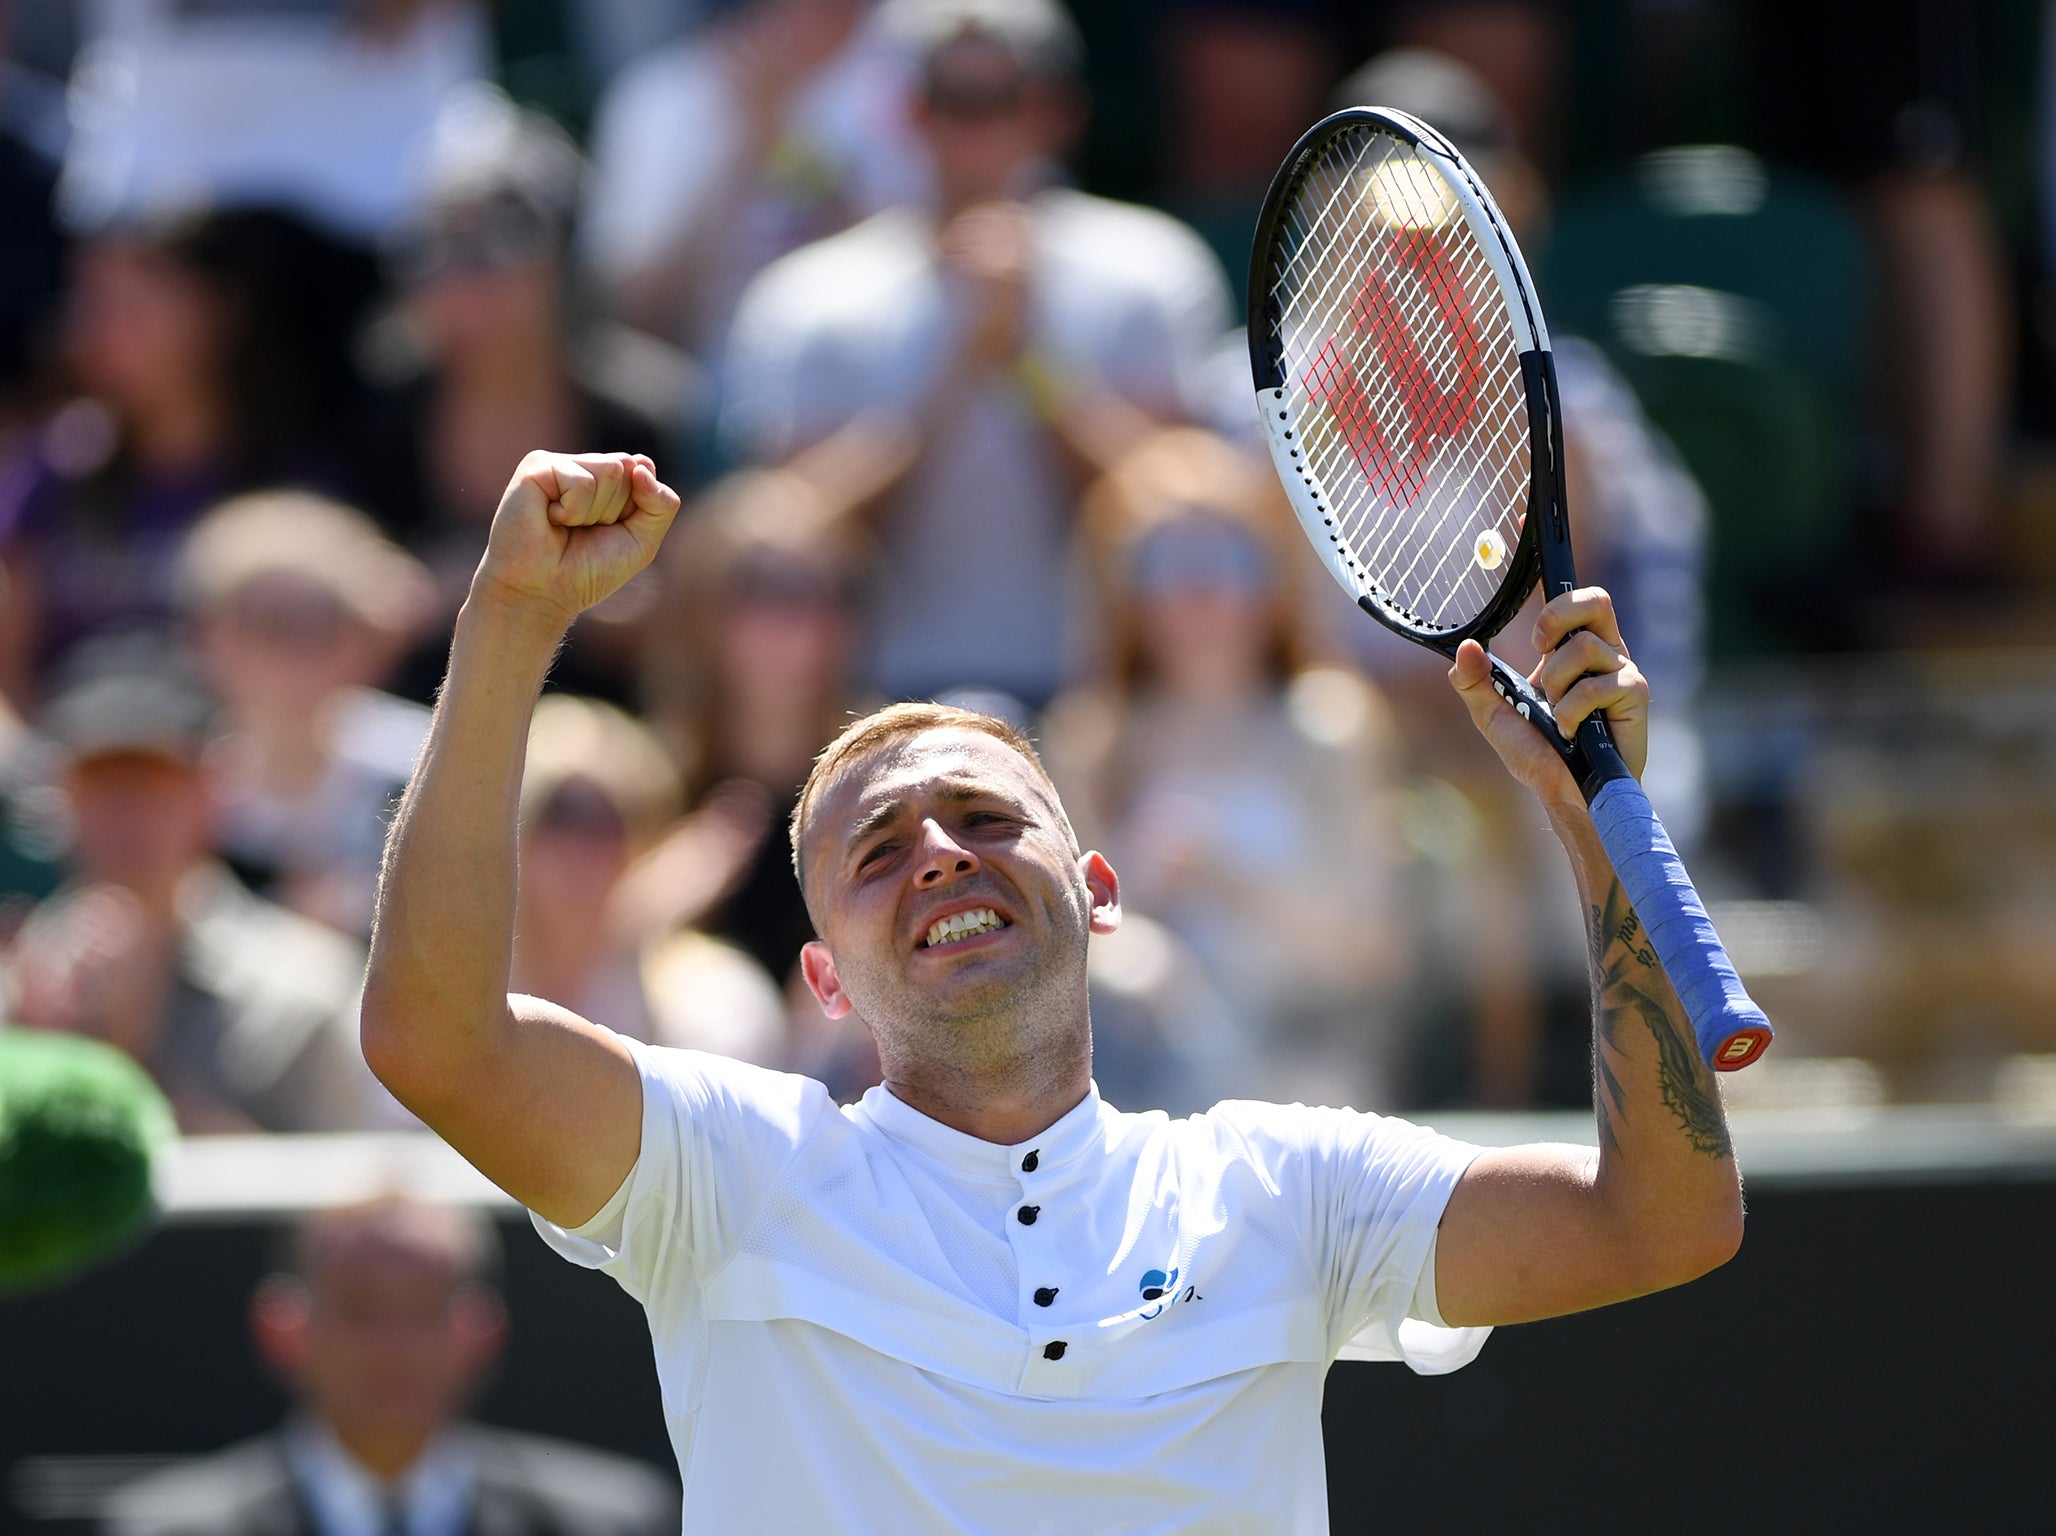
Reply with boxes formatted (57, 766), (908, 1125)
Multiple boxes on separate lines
(1271, 129), (1529, 633)
(1304, 158), (1523, 617)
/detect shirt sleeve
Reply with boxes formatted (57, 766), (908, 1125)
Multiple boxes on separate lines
(528, 1037), (835, 1306)
(1220, 1100), (1492, 1375)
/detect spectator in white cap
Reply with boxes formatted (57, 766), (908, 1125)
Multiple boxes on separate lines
(6, 635), (375, 1133)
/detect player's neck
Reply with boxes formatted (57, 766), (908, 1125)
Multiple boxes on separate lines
(881, 1037), (1092, 1146)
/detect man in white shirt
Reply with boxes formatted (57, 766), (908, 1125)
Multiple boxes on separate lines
(722, 0), (1234, 708)
(363, 451), (1745, 1531)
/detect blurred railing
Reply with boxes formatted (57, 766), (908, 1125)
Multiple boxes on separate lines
(142, 1099), (2056, 1222)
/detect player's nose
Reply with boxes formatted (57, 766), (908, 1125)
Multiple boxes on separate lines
(914, 818), (980, 886)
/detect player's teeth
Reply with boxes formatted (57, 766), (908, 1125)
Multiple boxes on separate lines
(925, 909), (1002, 948)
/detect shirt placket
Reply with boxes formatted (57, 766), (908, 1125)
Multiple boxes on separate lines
(1008, 1141), (1080, 1394)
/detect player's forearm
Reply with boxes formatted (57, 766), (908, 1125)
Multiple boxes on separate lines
(362, 590), (569, 1092)
(1549, 800), (1744, 1282)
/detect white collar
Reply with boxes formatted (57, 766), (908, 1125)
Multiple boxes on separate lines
(284, 1417), (478, 1536)
(854, 1079), (1109, 1180)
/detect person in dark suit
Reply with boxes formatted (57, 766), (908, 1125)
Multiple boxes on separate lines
(102, 1195), (678, 1536)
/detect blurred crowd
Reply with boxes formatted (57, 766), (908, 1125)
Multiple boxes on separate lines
(0, 0), (2051, 1128)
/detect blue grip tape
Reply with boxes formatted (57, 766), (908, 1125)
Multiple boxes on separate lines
(1588, 777), (1773, 1070)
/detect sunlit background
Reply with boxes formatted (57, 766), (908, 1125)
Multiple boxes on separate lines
(1, 1), (2051, 1530)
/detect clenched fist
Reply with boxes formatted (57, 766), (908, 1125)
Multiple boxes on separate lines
(474, 451), (682, 626)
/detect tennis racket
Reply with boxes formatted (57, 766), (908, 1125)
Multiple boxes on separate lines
(1247, 107), (1772, 1072)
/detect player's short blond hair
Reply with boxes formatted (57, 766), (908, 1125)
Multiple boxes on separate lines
(788, 702), (1066, 902)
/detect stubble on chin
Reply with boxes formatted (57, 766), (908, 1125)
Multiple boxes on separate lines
(865, 922), (1092, 1088)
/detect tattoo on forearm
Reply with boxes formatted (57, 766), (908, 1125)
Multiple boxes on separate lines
(1586, 884), (1733, 1159)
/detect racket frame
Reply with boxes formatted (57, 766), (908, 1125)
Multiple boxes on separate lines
(1248, 107), (1634, 796)
(1250, 108), (1549, 658)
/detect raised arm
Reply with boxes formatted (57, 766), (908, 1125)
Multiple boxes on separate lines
(1430, 589), (1744, 1326)
(361, 451), (681, 1228)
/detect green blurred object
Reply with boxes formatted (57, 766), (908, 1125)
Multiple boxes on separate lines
(0, 1028), (174, 1294)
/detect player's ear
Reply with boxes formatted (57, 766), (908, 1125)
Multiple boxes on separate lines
(1080, 851), (1121, 936)
(800, 941), (855, 1019)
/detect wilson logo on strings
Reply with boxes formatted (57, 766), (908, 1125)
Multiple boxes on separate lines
(1303, 234), (1485, 507)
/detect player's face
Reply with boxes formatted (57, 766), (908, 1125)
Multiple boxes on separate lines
(801, 729), (1115, 1047)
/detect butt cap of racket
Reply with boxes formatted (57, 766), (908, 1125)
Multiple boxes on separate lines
(1712, 1026), (1772, 1072)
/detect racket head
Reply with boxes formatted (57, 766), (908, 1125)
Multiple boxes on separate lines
(1248, 107), (1553, 653)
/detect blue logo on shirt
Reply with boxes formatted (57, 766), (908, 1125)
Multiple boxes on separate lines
(1139, 1266), (1195, 1320)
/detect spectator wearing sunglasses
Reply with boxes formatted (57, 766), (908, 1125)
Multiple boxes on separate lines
(512, 693), (789, 1072)
(1041, 429), (1416, 1113)
(363, 85), (692, 708)
(723, 0), (1234, 713)
(0, 206), (375, 710)
(627, 469), (887, 1098)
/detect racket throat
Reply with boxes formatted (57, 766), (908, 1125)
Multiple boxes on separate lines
(1520, 348), (1576, 590)
(1485, 653), (1635, 802)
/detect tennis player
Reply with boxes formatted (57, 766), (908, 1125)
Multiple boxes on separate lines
(364, 451), (1743, 1531)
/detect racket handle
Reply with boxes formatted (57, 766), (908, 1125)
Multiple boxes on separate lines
(1587, 777), (1773, 1071)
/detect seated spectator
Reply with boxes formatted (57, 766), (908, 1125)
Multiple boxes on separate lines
(366, 84), (688, 706)
(101, 1194), (680, 1536)
(1040, 429), (1413, 1111)
(632, 468), (871, 991)
(581, 0), (925, 351)
(723, 0), (1234, 710)
(0, 206), (371, 708)
(3, 638), (373, 1133)
(177, 491), (435, 939)
(515, 693), (788, 1067)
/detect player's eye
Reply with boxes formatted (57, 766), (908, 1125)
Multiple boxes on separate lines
(964, 809), (1026, 833)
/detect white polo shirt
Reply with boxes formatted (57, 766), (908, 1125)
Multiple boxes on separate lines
(533, 1040), (1490, 1533)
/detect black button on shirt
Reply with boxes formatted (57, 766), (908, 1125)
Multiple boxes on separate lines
(1017, 1205), (1040, 1225)
(1021, 1150), (1039, 1172)
(1033, 1286), (1058, 1307)
(1043, 1341), (1067, 1360)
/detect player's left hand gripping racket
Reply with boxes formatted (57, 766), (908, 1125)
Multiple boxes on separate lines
(1247, 107), (1772, 1071)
